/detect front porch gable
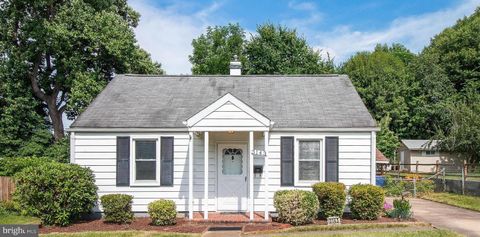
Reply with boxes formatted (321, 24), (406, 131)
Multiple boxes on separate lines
(185, 93), (272, 131)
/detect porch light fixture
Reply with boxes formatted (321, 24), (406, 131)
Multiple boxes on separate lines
(227, 131), (235, 134)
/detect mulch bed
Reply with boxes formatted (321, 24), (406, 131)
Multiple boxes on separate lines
(40, 215), (412, 234)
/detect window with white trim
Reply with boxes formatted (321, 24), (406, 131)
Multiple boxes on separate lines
(132, 138), (160, 185)
(297, 140), (322, 182)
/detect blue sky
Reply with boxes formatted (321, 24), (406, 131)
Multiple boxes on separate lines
(129, 0), (480, 74)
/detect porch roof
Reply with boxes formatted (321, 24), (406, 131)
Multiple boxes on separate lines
(71, 74), (377, 129)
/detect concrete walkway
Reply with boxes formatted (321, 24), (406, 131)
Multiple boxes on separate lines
(390, 198), (480, 237)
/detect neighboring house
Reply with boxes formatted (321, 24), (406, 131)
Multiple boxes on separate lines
(376, 148), (389, 164)
(397, 139), (459, 173)
(68, 60), (378, 221)
(376, 148), (390, 174)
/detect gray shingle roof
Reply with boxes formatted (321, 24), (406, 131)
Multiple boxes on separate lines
(401, 139), (439, 150)
(71, 74), (377, 129)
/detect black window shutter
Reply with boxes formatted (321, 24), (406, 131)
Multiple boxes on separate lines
(325, 136), (339, 182)
(281, 136), (294, 186)
(116, 136), (130, 186)
(160, 137), (174, 186)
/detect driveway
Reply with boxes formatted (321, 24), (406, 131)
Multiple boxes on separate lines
(388, 198), (480, 237)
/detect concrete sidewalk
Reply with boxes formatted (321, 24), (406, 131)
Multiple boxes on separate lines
(388, 197), (480, 237)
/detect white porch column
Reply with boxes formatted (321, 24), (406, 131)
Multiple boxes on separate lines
(203, 132), (209, 219)
(249, 131), (254, 220)
(188, 132), (194, 219)
(263, 131), (269, 220)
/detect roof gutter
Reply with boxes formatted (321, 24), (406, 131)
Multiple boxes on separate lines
(67, 126), (379, 132)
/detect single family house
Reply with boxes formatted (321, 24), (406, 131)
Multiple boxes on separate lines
(68, 59), (378, 221)
(397, 139), (460, 173)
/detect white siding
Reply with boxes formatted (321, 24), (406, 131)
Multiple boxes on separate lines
(192, 102), (267, 128)
(74, 131), (373, 213)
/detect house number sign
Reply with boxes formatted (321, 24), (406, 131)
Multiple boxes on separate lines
(327, 216), (341, 225)
(252, 149), (266, 156)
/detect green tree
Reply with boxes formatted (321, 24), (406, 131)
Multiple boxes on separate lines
(189, 23), (246, 75)
(435, 100), (480, 164)
(376, 115), (400, 160)
(244, 24), (334, 74)
(0, 0), (162, 141)
(413, 7), (480, 137)
(340, 44), (417, 138)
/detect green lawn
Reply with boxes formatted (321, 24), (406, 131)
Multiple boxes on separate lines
(42, 232), (199, 237)
(271, 229), (461, 237)
(0, 213), (41, 224)
(422, 192), (480, 212)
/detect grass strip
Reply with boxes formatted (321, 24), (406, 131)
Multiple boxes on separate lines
(422, 192), (480, 212)
(245, 222), (429, 235)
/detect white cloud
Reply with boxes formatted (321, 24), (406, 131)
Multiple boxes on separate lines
(284, 1), (323, 31)
(313, 0), (480, 63)
(130, 0), (480, 73)
(130, 0), (223, 75)
(288, 1), (316, 11)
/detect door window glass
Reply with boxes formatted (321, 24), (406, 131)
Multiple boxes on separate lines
(222, 148), (243, 175)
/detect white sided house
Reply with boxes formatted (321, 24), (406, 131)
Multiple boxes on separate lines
(68, 61), (378, 221)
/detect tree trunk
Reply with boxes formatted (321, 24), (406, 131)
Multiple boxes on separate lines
(29, 54), (65, 142)
(47, 99), (65, 141)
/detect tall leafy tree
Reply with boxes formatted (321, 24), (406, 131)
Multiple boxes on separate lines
(244, 24), (334, 74)
(0, 74), (49, 157)
(189, 23), (246, 75)
(341, 44), (417, 138)
(435, 100), (480, 165)
(0, 0), (162, 141)
(190, 23), (334, 75)
(413, 7), (480, 136)
(376, 115), (400, 160)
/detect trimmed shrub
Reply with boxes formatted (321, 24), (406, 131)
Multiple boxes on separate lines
(387, 198), (412, 219)
(13, 162), (97, 226)
(273, 190), (319, 226)
(100, 194), (134, 224)
(349, 184), (385, 220)
(312, 182), (346, 218)
(148, 199), (177, 226)
(0, 156), (53, 176)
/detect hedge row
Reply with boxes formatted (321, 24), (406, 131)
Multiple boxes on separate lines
(274, 183), (385, 225)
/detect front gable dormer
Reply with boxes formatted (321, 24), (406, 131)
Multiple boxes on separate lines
(185, 93), (271, 131)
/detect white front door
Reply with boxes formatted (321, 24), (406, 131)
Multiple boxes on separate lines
(217, 144), (248, 212)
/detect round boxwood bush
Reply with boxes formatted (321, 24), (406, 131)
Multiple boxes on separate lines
(273, 190), (319, 226)
(100, 194), (134, 224)
(348, 184), (385, 220)
(148, 199), (177, 226)
(13, 162), (98, 226)
(312, 182), (346, 218)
